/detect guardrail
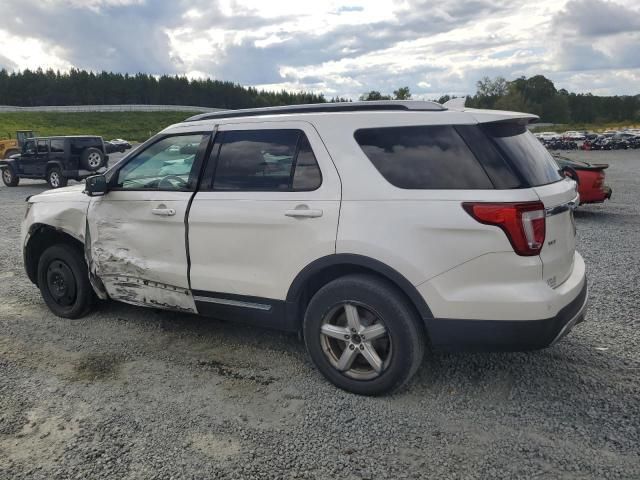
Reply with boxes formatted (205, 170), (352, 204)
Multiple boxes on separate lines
(0, 105), (222, 113)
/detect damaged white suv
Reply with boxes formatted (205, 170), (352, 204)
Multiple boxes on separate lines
(22, 101), (588, 395)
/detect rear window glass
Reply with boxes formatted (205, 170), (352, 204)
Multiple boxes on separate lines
(354, 126), (493, 189)
(482, 124), (562, 186)
(50, 139), (65, 153)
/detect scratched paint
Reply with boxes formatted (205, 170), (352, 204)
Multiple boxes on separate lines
(86, 199), (197, 313)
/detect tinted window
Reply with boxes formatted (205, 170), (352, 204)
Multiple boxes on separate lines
(292, 135), (322, 190)
(37, 140), (48, 153)
(50, 139), (65, 153)
(212, 130), (321, 191)
(455, 125), (522, 189)
(482, 124), (562, 186)
(23, 140), (36, 154)
(116, 134), (206, 191)
(354, 126), (493, 189)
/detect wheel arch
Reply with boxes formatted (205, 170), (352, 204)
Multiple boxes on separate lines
(0, 159), (17, 170)
(45, 160), (64, 174)
(285, 254), (433, 333)
(24, 223), (84, 284)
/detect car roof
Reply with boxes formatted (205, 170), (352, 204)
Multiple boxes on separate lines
(165, 101), (539, 133)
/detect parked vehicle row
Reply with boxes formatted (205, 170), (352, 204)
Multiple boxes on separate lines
(21, 101), (587, 395)
(582, 135), (640, 150)
(540, 138), (579, 150)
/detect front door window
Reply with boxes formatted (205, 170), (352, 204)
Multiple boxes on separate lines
(115, 134), (206, 191)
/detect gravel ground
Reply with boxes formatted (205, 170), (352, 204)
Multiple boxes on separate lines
(1, 150), (639, 479)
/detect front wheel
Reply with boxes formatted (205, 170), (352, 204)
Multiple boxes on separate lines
(46, 167), (68, 188)
(2, 167), (19, 186)
(37, 244), (95, 318)
(303, 274), (425, 395)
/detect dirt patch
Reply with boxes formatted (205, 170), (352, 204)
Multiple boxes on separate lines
(188, 432), (241, 460)
(195, 359), (275, 386)
(72, 354), (123, 381)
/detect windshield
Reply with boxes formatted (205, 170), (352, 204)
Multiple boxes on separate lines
(483, 123), (562, 187)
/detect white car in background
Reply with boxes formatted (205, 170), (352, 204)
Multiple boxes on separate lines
(536, 131), (560, 140)
(21, 101), (587, 395)
(562, 131), (586, 141)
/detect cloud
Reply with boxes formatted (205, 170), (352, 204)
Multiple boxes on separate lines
(0, 54), (17, 71)
(550, 0), (640, 72)
(0, 0), (638, 97)
(552, 0), (640, 36)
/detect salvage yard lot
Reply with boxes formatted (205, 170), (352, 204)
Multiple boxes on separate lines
(1, 150), (639, 479)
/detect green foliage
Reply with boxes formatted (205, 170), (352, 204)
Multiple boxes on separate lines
(359, 90), (392, 101)
(468, 75), (639, 124)
(0, 111), (201, 142)
(393, 87), (412, 100)
(474, 76), (509, 108)
(0, 68), (326, 108)
(360, 87), (412, 101)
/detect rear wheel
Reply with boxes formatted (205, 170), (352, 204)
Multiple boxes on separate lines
(37, 244), (95, 318)
(303, 274), (425, 395)
(46, 167), (68, 188)
(80, 147), (105, 171)
(2, 167), (19, 186)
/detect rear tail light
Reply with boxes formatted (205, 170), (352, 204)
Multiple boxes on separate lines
(463, 201), (546, 256)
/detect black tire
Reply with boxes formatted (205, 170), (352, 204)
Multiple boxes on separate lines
(46, 167), (68, 188)
(2, 167), (19, 186)
(303, 274), (425, 396)
(37, 244), (95, 319)
(80, 147), (105, 171)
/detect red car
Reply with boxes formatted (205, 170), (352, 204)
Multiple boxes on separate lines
(553, 155), (612, 204)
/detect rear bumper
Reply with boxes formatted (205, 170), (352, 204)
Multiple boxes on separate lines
(580, 185), (612, 204)
(427, 281), (588, 351)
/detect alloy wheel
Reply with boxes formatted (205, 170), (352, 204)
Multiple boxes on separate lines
(87, 152), (101, 168)
(319, 302), (392, 380)
(49, 171), (60, 187)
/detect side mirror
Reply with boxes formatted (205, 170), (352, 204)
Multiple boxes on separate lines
(85, 174), (108, 196)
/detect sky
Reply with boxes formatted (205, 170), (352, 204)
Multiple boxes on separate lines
(0, 0), (639, 99)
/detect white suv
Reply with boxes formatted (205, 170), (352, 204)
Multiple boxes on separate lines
(21, 101), (587, 395)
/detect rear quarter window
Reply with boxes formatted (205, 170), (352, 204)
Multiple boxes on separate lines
(354, 125), (493, 189)
(481, 123), (562, 187)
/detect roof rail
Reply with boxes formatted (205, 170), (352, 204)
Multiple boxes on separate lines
(184, 100), (446, 122)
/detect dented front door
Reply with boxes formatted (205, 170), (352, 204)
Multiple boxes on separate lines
(86, 132), (210, 312)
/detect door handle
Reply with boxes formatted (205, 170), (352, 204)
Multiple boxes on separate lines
(151, 207), (176, 217)
(285, 206), (323, 218)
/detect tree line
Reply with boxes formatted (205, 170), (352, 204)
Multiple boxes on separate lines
(362, 77), (639, 124)
(1, 69), (638, 124)
(0, 68), (343, 108)
(464, 75), (640, 124)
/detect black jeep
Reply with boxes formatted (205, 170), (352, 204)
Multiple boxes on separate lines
(0, 136), (108, 188)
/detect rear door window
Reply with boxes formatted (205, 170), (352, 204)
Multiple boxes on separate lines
(211, 129), (322, 191)
(50, 139), (65, 153)
(37, 139), (49, 154)
(354, 125), (493, 189)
